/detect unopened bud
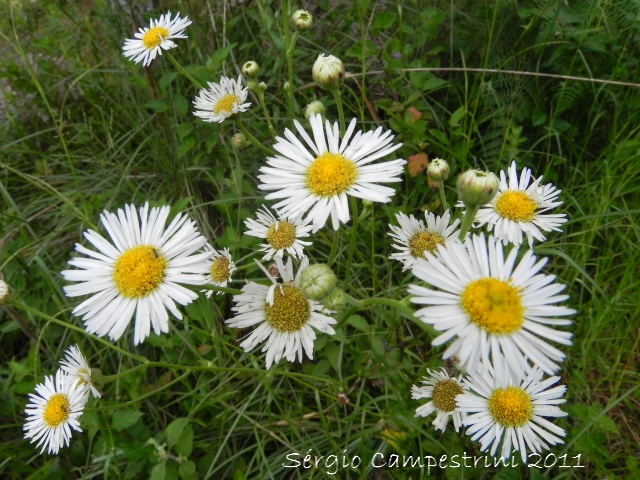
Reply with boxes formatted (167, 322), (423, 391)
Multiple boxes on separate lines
(323, 288), (348, 311)
(242, 61), (260, 79)
(304, 100), (325, 120)
(427, 158), (450, 182)
(456, 169), (500, 208)
(298, 263), (337, 301)
(291, 9), (313, 31)
(0, 279), (11, 304)
(231, 133), (250, 149)
(246, 79), (259, 92)
(258, 81), (267, 92)
(312, 53), (344, 91)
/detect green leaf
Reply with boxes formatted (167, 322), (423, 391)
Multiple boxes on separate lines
(150, 461), (166, 480)
(111, 409), (142, 431)
(324, 344), (342, 373)
(206, 44), (236, 71)
(347, 315), (369, 332)
(374, 13), (396, 30)
(179, 460), (197, 479)
(144, 99), (170, 113)
(174, 426), (194, 457)
(166, 418), (189, 448)
(449, 106), (466, 127)
(172, 95), (188, 116)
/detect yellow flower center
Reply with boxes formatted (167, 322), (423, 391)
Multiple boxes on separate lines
(489, 386), (533, 427)
(265, 285), (311, 332)
(43, 393), (70, 427)
(409, 231), (445, 259)
(494, 190), (537, 222)
(266, 222), (297, 250)
(210, 256), (232, 284)
(142, 26), (170, 49)
(214, 94), (240, 114)
(113, 245), (167, 298)
(306, 152), (358, 197)
(432, 378), (464, 412)
(461, 278), (524, 334)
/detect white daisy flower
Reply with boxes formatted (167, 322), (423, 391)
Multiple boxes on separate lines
(62, 202), (209, 345)
(408, 233), (574, 375)
(474, 161), (567, 247)
(244, 205), (313, 260)
(23, 370), (88, 455)
(411, 368), (466, 432)
(193, 76), (251, 123)
(202, 246), (236, 297)
(59, 344), (101, 398)
(225, 256), (337, 369)
(258, 114), (406, 232)
(457, 356), (568, 463)
(122, 11), (192, 67)
(388, 209), (461, 271)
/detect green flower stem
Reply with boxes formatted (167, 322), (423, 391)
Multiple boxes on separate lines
(458, 204), (479, 240)
(333, 89), (346, 136)
(235, 120), (275, 156)
(10, 301), (149, 363)
(200, 285), (244, 296)
(256, 88), (276, 138)
(343, 196), (360, 285)
(349, 296), (417, 320)
(438, 182), (449, 211)
(166, 51), (203, 90)
(281, 0), (296, 117)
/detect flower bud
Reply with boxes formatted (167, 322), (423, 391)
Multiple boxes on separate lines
(231, 133), (250, 149)
(427, 158), (450, 182)
(456, 169), (500, 208)
(312, 53), (344, 91)
(291, 9), (313, 31)
(304, 100), (325, 120)
(0, 279), (11, 304)
(246, 79), (259, 92)
(258, 81), (267, 92)
(323, 288), (348, 311)
(242, 61), (260, 79)
(298, 263), (337, 301)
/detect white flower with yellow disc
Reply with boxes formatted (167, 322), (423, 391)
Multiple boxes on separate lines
(244, 205), (312, 260)
(62, 202), (209, 345)
(412, 368), (467, 432)
(193, 76), (251, 123)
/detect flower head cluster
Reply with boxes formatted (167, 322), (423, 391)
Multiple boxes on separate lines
(202, 246), (236, 297)
(193, 76), (251, 123)
(225, 256), (336, 369)
(412, 368), (466, 432)
(24, 345), (99, 455)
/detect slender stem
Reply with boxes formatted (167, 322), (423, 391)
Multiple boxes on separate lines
(256, 88), (276, 138)
(458, 204), (479, 240)
(166, 52), (203, 90)
(285, 31), (300, 116)
(10, 301), (149, 363)
(333, 89), (346, 136)
(343, 196), (359, 285)
(201, 284), (244, 296)
(235, 120), (275, 155)
(437, 182), (449, 211)
(355, 297), (417, 320)
(281, 0), (296, 117)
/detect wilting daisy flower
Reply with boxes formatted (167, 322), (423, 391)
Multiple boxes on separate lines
(473, 161), (567, 247)
(202, 246), (236, 297)
(388, 209), (461, 271)
(23, 370), (88, 455)
(122, 11), (192, 67)
(458, 356), (568, 462)
(258, 114), (405, 232)
(408, 233), (574, 375)
(193, 76), (251, 123)
(244, 205), (313, 260)
(225, 256), (336, 369)
(412, 368), (466, 432)
(59, 344), (101, 398)
(62, 202), (209, 345)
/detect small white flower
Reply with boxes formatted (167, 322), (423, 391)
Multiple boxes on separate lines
(193, 76), (251, 123)
(388, 209), (461, 271)
(474, 161), (567, 247)
(225, 256), (336, 369)
(23, 370), (88, 455)
(244, 206), (312, 260)
(122, 11), (192, 67)
(408, 233), (574, 375)
(412, 368), (466, 432)
(59, 344), (101, 398)
(457, 356), (568, 463)
(202, 246), (236, 297)
(258, 114), (405, 232)
(62, 202), (209, 345)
